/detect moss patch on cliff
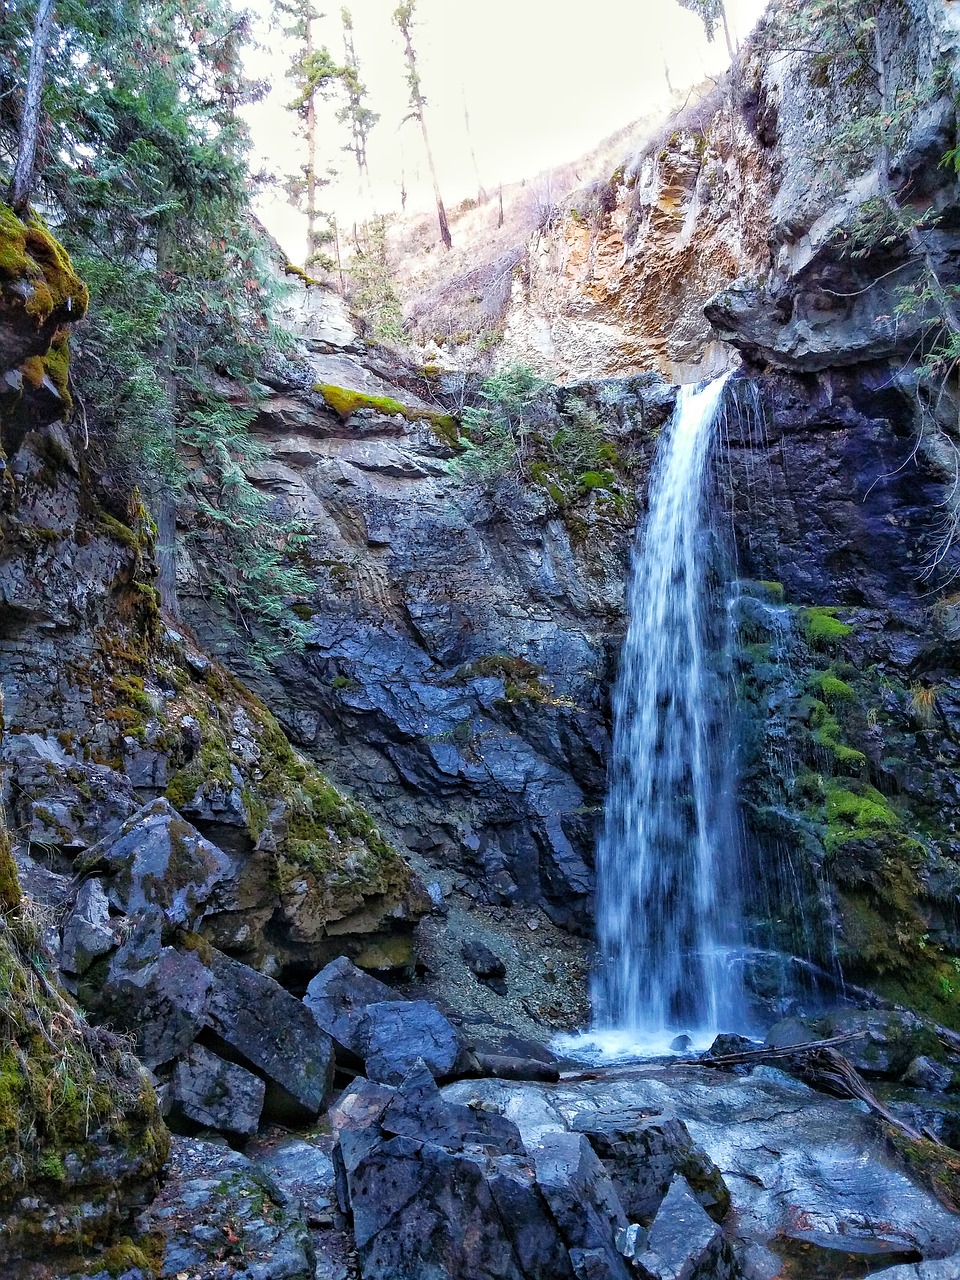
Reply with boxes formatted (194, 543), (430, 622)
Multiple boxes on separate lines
(0, 204), (89, 327)
(736, 588), (960, 1026)
(315, 382), (459, 443)
(162, 662), (409, 903)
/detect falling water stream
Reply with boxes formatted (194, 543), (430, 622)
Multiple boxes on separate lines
(565, 374), (745, 1059)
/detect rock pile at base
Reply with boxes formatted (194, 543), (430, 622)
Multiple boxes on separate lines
(330, 1060), (735, 1280)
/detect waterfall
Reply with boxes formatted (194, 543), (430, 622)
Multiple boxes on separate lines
(592, 373), (744, 1052)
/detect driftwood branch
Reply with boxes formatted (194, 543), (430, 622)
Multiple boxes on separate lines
(561, 1033), (943, 1149)
(558, 1032), (867, 1083)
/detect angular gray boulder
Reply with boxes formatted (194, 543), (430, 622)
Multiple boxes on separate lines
(59, 877), (115, 974)
(90, 796), (235, 928)
(571, 1111), (730, 1224)
(203, 948), (335, 1123)
(167, 1043), (266, 1138)
(531, 1130), (632, 1280)
(362, 998), (467, 1084)
(304, 954), (401, 1056)
(626, 1175), (738, 1280)
(304, 956), (470, 1084)
(333, 1066), (579, 1280)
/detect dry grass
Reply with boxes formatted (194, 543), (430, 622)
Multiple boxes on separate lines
(373, 93), (701, 368)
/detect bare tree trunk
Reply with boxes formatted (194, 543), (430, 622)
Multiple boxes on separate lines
(9, 0), (55, 213)
(462, 93), (486, 202)
(720, 1), (736, 61)
(304, 16), (318, 264)
(153, 216), (180, 619)
(396, 12), (451, 249)
(497, 184), (504, 230)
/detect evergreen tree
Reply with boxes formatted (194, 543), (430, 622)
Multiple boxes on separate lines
(676, 0), (735, 59)
(0, 0), (315, 652)
(338, 7), (379, 195)
(393, 1), (452, 250)
(274, 0), (346, 271)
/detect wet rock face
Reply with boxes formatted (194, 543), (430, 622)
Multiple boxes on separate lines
(182, 370), (674, 934)
(723, 368), (960, 1014)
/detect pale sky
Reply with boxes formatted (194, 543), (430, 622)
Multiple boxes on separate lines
(244, 0), (769, 259)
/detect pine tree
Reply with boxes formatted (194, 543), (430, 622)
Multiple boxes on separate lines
(0, 0), (316, 649)
(338, 7), (379, 197)
(393, 1), (451, 250)
(676, 0), (735, 60)
(275, 0), (346, 270)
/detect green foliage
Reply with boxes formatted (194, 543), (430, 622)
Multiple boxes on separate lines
(0, 1), (320, 653)
(675, 0), (726, 42)
(457, 364), (552, 480)
(801, 606), (853, 647)
(348, 215), (406, 343)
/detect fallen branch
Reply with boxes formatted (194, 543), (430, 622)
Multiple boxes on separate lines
(558, 1032), (868, 1083)
(691, 1032), (868, 1068)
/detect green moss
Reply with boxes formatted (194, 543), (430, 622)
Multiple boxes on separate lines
(314, 382), (459, 443)
(161, 673), (407, 899)
(825, 783), (899, 848)
(457, 653), (544, 683)
(0, 830), (20, 912)
(43, 334), (71, 408)
(808, 699), (867, 768)
(290, 602), (314, 621)
(0, 924), (168, 1231)
(0, 204), (88, 324)
(887, 1130), (960, 1213)
(801, 606), (853, 647)
(102, 1236), (156, 1277)
(283, 261), (325, 287)
(810, 669), (856, 705)
(37, 1151), (66, 1182)
(579, 469), (616, 491)
(97, 510), (141, 554)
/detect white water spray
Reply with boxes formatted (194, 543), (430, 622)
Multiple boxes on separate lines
(588, 374), (744, 1056)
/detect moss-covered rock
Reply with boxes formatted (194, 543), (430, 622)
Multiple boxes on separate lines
(315, 381), (459, 444)
(0, 798), (168, 1268)
(736, 588), (960, 1026)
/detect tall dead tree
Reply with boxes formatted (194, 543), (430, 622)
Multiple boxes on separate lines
(393, 1), (451, 250)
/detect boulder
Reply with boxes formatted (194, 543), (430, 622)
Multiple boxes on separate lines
(167, 1043), (265, 1138)
(531, 1130), (632, 1280)
(6, 741), (139, 854)
(858, 1256), (960, 1279)
(571, 1112), (730, 1225)
(361, 998), (468, 1084)
(59, 877), (115, 974)
(89, 797), (234, 930)
(333, 1069), (579, 1280)
(627, 1175), (738, 1280)
(902, 1056), (954, 1093)
(379, 1061), (524, 1154)
(203, 948), (335, 1123)
(462, 938), (508, 993)
(705, 1034), (756, 1059)
(250, 1137), (337, 1226)
(104, 936), (215, 1070)
(304, 955), (400, 1056)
